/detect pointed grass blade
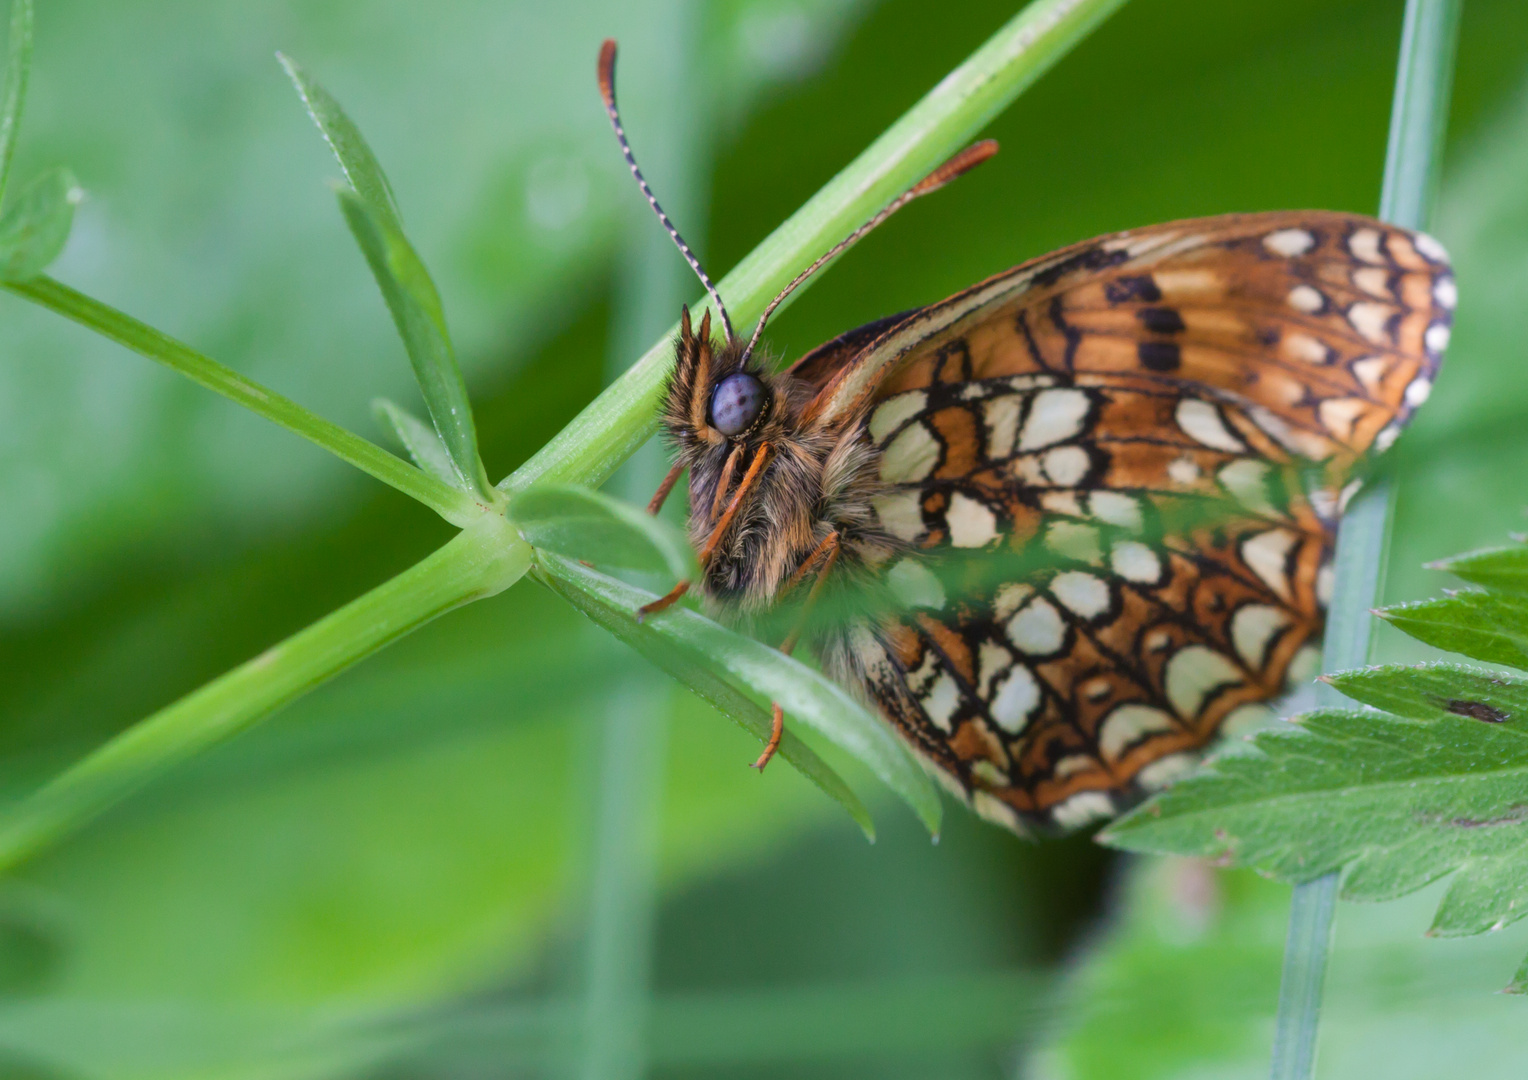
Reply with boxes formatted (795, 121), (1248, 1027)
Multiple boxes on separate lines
(374, 397), (458, 488)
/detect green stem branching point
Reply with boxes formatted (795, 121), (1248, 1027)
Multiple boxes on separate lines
(5, 275), (484, 526)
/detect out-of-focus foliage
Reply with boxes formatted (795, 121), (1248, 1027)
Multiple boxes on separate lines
(1, 0), (1528, 1077)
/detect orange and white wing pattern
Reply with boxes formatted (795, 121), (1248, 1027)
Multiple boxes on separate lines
(830, 211), (1453, 833)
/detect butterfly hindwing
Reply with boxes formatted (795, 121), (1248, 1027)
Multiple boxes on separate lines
(820, 211), (1452, 833)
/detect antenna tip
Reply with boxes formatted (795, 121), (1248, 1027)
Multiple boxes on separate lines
(911, 139), (1000, 196)
(597, 39), (618, 106)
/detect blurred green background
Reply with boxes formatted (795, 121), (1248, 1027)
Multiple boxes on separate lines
(1, 0), (1527, 1077)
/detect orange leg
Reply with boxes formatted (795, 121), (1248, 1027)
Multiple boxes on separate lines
(636, 443), (773, 622)
(752, 531), (841, 773)
(646, 459), (685, 516)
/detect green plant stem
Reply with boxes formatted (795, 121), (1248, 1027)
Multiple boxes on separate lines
(0, 515), (530, 871)
(500, 0), (1128, 496)
(0, 0), (32, 207)
(1269, 2), (1461, 1078)
(4, 275), (484, 526)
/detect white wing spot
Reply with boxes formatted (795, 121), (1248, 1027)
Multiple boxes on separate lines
(1046, 521), (1103, 564)
(1224, 703), (1275, 737)
(990, 664), (1041, 733)
(1348, 227), (1385, 264)
(1352, 266), (1391, 297)
(1042, 445), (1091, 487)
(1242, 528), (1299, 600)
(1425, 322), (1451, 354)
(976, 639), (1013, 698)
(1137, 753), (1197, 791)
(1217, 458), (1275, 515)
(1282, 333), (1332, 364)
(1405, 376), (1432, 407)
(1317, 562), (1335, 605)
(1051, 791), (1115, 830)
(1168, 455), (1201, 485)
(1433, 275), (1457, 310)
(1017, 388), (1091, 451)
(1374, 421), (1402, 452)
(922, 672), (961, 732)
(983, 394), (1023, 459)
(880, 422), (940, 482)
(868, 390), (927, 444)
(887, 559), (945, 609)
(1352, 356), (1388, 392)
(1346, 301), (1392, 343)
(1231, 603), (1291, 668)
(948, 492), (999, 548)
(871, 491), (924, 542)
(1051, 571), (1112, 619)
(1099, 704), (1177, 760)
(993, 583), (1035, 622)
(1111, 540), (1162, 584)
(1318, 397), (1368, 442)
(1263, 228), (1315, 256)
(1287, 284), (1326, 313)
(1006, 597), (1066, 655)
(1414, 231), (1449, 263)
(1088, 491), (1144, 531)
(1165, 644), (1244, 719)
(1176, 399), (1246, 452)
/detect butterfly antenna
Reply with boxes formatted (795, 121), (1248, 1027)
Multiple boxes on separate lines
(598, 39), (734, 342)
(740, 139), (999, 366)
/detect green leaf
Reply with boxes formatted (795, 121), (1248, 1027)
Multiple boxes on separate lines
(281, 53), (492, 503)
(0, 166), (79, 281)
(536, 552), (946, 838)
(277, 52), (402, 237)
(1102, 700), (1528, 938)
(533, 553), (876, 841)
(511, 484), (697, 583)
(373, 397), (458, 489)
(1323, 662), (1528, 725)
(0, 0), (32, 207)
(1376, 591), (1528, 670)
(1431, 542), (1528, 596)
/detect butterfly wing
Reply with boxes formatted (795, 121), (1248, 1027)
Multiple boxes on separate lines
(811, 211), (1453, 833)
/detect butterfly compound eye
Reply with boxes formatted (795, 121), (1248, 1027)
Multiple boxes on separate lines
(709, 372), (767, 437)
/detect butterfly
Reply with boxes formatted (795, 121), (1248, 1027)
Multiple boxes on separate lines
(596, 40), (1453, 834)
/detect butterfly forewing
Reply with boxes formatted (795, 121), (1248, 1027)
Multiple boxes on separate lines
(830, 211), (1452, 833)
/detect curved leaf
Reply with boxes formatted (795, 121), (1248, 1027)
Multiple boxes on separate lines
(512, 484), (696, 582)
(0, 166), (80, 281)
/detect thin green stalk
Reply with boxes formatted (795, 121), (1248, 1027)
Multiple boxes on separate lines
(1269, 2), (1461, 1078)
(4, 275), (483, 526)
(0, 515), (530, 871)
(0, 0), (32, 207)
(500, 0), (1129, 496)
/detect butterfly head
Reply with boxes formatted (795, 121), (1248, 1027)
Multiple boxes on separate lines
(663, 304), (785, 452)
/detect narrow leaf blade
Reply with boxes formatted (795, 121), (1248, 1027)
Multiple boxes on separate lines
(337, 188), (491, 500)
(534, 554), (874, 840)
(511, 485), (697, 582)
(0, 166), (80, 281)
(0, 0), (32, 206)
(373, 397), (459, 488)
(1324, 662), (1528, 726)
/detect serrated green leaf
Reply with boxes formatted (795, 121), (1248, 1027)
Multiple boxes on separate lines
(532, 552), (875, 841)
(337, 188), (491, 501)
(1432, 542), (1528, 596)
(1377, 591), (1528, 670)
(511, 484), (697, 583)
(535, 553), (944, 837)
(0, 0), (32, 207)
(1324, 662), (1528, 725)
(372, 397), (459, 489)
(1102, 704), (1528, 937)
(0, 166), (79, 281)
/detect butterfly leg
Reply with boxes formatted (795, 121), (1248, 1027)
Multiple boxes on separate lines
(753, 529), (841, 772)
(637, 443), (773, 622)
(646, 459), (686, 515)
